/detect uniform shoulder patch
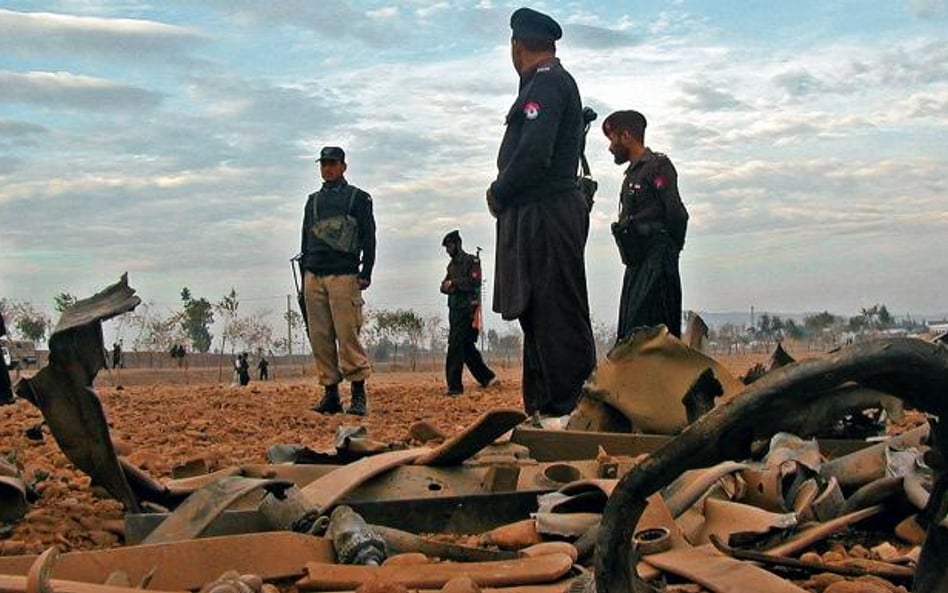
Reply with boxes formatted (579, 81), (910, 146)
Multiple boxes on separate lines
(649, 156), (673, 189)
(523, 101), (541, 120)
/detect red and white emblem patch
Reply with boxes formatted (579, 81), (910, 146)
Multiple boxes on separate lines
(523, 101), (540, 120)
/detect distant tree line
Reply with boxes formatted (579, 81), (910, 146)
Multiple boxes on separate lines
(707, 302), (930, 352)
(11, 287), (931, 367)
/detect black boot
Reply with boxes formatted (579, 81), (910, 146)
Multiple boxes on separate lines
(347, 380), (367, 416)
(313, 384), (343, 414)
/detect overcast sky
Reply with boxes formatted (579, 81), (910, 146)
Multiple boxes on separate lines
(1, 0), (946, 341)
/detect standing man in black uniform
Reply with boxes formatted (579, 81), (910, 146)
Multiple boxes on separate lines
(300, 146), (376, 416)
(440, 230), (497, 396)
(487, 8), (596, 418)
(603, 110), (689, 341)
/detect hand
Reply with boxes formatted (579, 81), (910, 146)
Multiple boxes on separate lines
(440, 280), (453, 294)
(358, 277), (371, 290)
(486, 188), (501, 217)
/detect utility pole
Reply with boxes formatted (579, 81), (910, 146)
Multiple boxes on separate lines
(286, 295), (293, 356)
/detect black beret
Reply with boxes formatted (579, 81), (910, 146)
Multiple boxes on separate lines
(510, 7), (562, 42)
(317, 146), (345, 162)
(442, 229), (462, 246)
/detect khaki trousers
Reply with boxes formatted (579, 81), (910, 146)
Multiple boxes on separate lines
(303, 271), (371, 386)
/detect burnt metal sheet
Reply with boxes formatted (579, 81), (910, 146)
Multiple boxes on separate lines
(142, 476), (292, 544)
(510, 427), (872, 462)
(127, 491), (543, 542)
(16, 274), (141, 511)
(573, 326), (745, 434)
(124, 509), (271, 545)
(0, 532), (333, 590)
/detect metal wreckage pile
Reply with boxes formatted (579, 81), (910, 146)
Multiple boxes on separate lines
(0, 275), (947, 593)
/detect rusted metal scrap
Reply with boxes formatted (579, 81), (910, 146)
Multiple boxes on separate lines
(0, 532), (333, 590)
(570, 325), (745, 435)
(296, 552), (574, 590)
(595, 337), (948, 593)
(15, 274), (142, 511)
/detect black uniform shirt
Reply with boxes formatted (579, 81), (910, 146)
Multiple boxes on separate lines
(443, 250), (481, 309)
(620, 148), (689, 250)
(491, 58), (583, 207)
(300, 178), (377, 280)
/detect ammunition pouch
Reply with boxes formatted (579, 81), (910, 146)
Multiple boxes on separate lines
(611, 221), (637, 266)
(578, 175), (598, 212)
(311, 186), (361, 255)
(612, 219), (665, 266)
(311, 215), (360, 255)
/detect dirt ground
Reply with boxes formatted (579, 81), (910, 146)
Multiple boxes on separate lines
(0, 349), (777, 556)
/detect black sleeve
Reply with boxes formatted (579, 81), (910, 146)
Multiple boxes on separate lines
(490, 73), (565, 204)
(655, 159), (689, 249)
(357, 191), (377, 281)
(301, 193), (314, 254)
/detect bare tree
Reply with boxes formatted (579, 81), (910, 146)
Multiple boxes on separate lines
(233, 310), (275, 355)
(215, 288), (240, 381)
(283, 308), (306, 355)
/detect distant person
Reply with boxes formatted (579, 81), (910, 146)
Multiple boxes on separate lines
(170, 344), (187, 367)
(487, 7), (596, 417)
(300, 146), (376, 416)
(236, 352), (251, 386)
(603, 110), (689, 341)
(0, 312), (14, 404)
(112, 341), (123, 369)
(257, 356), (269, 381)
(440, 230), (497, 396)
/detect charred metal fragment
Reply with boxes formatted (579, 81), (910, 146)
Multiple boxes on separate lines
(680, 367), (721, 423)
(741, 342), (796, 385)
(15, 274), (141, 511)
(709, 534), (914, 582)
(595, 338), (948, 593)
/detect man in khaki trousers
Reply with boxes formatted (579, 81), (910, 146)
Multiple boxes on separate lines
(299, 146), (376, 415)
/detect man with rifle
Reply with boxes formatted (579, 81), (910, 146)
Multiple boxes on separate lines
(298, 146), (376, 416)
(440, 229), (496, 396)
(603, 110), (689, 341)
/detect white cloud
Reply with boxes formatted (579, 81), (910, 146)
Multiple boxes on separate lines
(0, 8), (204, 59)
(416, 3), (449, 20)
(0, 70), (163, 110)
(901, 91), (948, 120)
(367, 6), (398, 20)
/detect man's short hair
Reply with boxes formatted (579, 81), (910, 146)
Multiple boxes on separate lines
(603, 110), (647, 143)
(515, 37), (555, 52)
